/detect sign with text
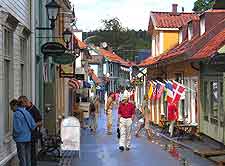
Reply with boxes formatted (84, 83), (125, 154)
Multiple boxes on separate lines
(41, 42), (66, 56)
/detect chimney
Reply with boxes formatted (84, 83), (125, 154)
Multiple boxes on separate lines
(172, 4), (178, 13)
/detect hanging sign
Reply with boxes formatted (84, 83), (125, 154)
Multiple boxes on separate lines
(41, 42), (66, 56)
(53, 53), (75, 64)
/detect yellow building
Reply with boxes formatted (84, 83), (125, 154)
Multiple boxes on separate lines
(140, 4), (199, 125)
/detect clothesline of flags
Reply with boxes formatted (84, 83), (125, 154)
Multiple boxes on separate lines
(147, 80), (196, 104)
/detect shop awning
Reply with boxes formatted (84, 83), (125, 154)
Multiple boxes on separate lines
(68, 79), (81, 89)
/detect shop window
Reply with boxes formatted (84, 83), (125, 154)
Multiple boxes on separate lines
(175, 73), (183, 84)
(203, 81), (209, 121)
(210, 81), (219, 122)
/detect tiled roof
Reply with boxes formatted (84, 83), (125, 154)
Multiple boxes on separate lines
(73, 35), (87, 49)
(99, 48), (132, 67)
(87, 68), (101, 84)
(140, 18), (225, 66)
(190, 28), (225, 60)
(138, 56), (159, 66)
(151, 12), (199, 28)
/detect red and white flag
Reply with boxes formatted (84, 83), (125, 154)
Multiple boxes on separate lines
(172, 80), (185, 103)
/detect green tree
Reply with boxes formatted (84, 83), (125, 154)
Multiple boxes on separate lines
(84, 18), (151, 61)
(193, 0), (215, 12)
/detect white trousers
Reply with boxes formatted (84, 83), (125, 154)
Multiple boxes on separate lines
(169, 120), (176, 137)
(119, 117), (132, 148)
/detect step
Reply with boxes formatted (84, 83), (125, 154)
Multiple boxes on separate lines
(194, 149), (225, 157)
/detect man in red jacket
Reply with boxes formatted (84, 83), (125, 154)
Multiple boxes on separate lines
(118, 94), (135, 151)
(167, 102), (178, 137)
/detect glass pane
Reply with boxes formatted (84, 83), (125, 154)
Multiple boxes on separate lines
(210, 81), (218, 122)
(4, 60), (10, 133)
(203, 81), (208, 121)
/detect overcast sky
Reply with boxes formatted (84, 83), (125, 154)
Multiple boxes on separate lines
(71, 0), (196, 31)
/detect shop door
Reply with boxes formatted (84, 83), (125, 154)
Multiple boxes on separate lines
(202, 77), (224, 142)
(44, 82), (56, 135)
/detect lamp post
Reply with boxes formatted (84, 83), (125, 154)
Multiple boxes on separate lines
(36, 0), (60, 30)
(62, 28), (72, 49)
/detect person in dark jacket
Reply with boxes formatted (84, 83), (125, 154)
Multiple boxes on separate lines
(18, 96), (42, 166)
(10, 99), (36, 166)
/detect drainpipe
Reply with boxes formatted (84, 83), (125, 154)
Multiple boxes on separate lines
(31, 0), (36, 103)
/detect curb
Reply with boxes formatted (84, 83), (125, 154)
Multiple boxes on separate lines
(157, 132), (195, 151)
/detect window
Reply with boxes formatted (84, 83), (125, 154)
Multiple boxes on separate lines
(188, 22), (193, 41)
(175, 73), (183, 84)
(20, 64), (24, 95)
(4, 29), (11, 57)
(200, 16), (206, 35)
(203, 81), (209, 121)
(179, 30), (183, 44)
(210, 81), (218, 121)
(3, 28), (13, 137)
(4, 60), (10, 134)
(20, 38), (27, 61)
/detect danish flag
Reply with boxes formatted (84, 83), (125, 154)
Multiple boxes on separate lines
(172, 81), (185, 103)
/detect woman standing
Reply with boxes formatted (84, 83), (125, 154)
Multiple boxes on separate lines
(10, 99), (36, 166)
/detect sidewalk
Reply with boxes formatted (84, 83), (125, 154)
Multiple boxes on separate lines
(151, 125), (225, 165)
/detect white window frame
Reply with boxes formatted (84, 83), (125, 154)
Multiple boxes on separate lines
(3, 26), (13, 142)
(188, 22), (193, 41)
(179, 30), (183, 44)
(200, 16), (206, 35)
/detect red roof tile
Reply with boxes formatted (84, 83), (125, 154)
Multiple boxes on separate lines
(138, 56), (160, 66)
(99, 48), (132, 67)
(150, 12), (199, 29)
(190, 28), (225, 60)
(88, 68), (101, 84)
(73, 35), (87, 49)
(140, 18), (225, 66)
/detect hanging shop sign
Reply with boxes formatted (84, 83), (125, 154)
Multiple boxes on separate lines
(59, 63), (75, 78)
(75, 74), (85, 80)
(41, 42), (66, 56)
(53, 53), (75, 64)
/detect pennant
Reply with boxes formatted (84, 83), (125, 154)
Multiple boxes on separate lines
(148, 82), (153, 99)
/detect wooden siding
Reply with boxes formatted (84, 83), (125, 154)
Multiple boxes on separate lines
(163, 31), (179, 53)
(1, 0), (31, 29)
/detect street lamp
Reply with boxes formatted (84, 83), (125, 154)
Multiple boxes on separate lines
(36, 0), (60, 30)
(63, 28), (72, 48)
(46, 0), (60, 29)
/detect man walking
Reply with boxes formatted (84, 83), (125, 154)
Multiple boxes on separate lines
(118, 94), (135, 151)
(105, 92), (115, 135)
(10, 99), (36, 166)
(18, 96), (42, 166)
